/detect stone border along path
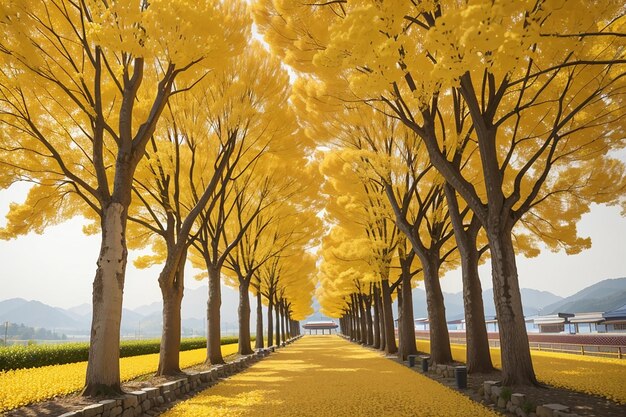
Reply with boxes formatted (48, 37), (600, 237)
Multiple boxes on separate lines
(53, 337), (302, 417)
(158, 335), (502, 417)
(405, 338), (626, 417)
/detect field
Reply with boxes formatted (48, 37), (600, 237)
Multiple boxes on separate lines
(0, 343), (239, 412)
(415, 340), (626, 404)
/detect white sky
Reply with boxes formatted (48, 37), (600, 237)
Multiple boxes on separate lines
(0, 182), (625, 309)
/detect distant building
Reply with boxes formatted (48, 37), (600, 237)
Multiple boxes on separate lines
(414, 307), (626, 335)
(601, 304), (626, 333)
(569, 312), (605, 333)
(414, 318), (429, 331)
(302, 321), (338, 335)
(533, 313), (575, 333)
(447, 319), (463, 331)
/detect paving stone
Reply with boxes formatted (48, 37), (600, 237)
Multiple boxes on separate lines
(142, 387), (159, 399)
(120, 408), (133, 417)
(109, 406), (123, 417)
(122, 394), (138, 408)
(83, 403), (104, 417)
(512, 393), (526, 406)
(99, 399), (117, 411)
(160, 381), (177, 393)
(129, 390), (146, 402)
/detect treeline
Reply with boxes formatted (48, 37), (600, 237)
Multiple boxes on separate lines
(255, 0), (626, 387)
(0, 323), (66, 343)
(0, 1), (318, 396)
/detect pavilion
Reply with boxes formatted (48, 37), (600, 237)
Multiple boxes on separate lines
(302, 321), (339, 335)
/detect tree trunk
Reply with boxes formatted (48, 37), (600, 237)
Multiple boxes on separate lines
(364, 295), (374, 345)
(274, 301), (281, 346)
(358, 294), (367, 344)
(420, 253), (452, 365)
(400, 259), (418, 360)
(397, 285), (404, 359)
(157, 272), (184, 375)
(351, 296), (361, 342)
(347, 306), (352, 338)
(489, 228), (538, 385)
(83, 203), (127, 396)
(372, 285), (381, 349)
(156, 245), (188, 376)
(238, 279), (254, 355)
(444, 184), (493, 373)
(380, 279), (397, 354)
(462, 247), (494, 372)
(255, 289), (264, 349)
(206, 265), (224, 364)
(267, 298), (274, 347)
(280, 302), (286, 343)
(378, 289), (386, 351)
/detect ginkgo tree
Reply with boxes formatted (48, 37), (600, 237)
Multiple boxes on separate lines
(222, 154), (321, 355)
(181, 41), (309, 364)
(0, 0), (247, 394)
(319, 146), (406, 354)
(256, 0), (626, 385)
(125, 46), (255, 375)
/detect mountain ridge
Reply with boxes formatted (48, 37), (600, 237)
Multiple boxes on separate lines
(3, 278), (624, 335)
(543, 277), (626, 314)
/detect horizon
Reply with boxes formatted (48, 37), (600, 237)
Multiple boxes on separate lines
(2, 275), (625, 314)
(2, 182), (626, 311)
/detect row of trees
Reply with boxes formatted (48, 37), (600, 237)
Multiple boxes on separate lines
(255, 0), (626, 386)
(0, 1), (318, 395)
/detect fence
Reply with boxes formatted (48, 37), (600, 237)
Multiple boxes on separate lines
(417, 334), (625, 359)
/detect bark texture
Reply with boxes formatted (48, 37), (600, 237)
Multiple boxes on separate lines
(83, 203), (127, 395)
(399, 264), (417, 359)
(238, 280), (254, 355)
(206, 266), (224, 364)
(267, 299), (274, 347)
(157, 274), (183, 375)
(380, 279), (397, 354)
(445, 182), (494, 373)
(421, 253), (453, 365)
(372, 285), (381, 349)
(255, 289), (264, 349)
(489, 229), (537, 385)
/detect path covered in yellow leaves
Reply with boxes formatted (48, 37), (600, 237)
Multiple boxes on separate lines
(162, 336), (499, 417)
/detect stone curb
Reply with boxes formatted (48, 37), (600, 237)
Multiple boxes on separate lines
(56, 336), (303, 417)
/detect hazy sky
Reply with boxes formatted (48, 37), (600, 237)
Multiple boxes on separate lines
(1, 182), (625, 310)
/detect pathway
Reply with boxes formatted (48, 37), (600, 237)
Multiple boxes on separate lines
(161, 336), (499, 417)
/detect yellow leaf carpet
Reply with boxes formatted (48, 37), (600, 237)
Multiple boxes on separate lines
(162, 336), (499, 417)
(0, 343), (239, 412)
(416, 340), (626, 404)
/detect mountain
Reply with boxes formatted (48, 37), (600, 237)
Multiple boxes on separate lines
(0, 298), (30, 316)
(133, 284), (241, 322)
(15, 278), (622, 337)
(0, 298), (84, 331)
(66, 303), (91, 317)
(0, 283), (256, 338)
(133, 301), (162, 317)
(543, 277), (626, 314)
(408, 287), (562, 321)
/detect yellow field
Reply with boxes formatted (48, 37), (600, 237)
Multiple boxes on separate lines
(162, 336), (500, 417)
(0, 343), (239, 412)
(415, 340), (626, 404)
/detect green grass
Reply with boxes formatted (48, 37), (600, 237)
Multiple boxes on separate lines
(0, 336), (246, 371)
